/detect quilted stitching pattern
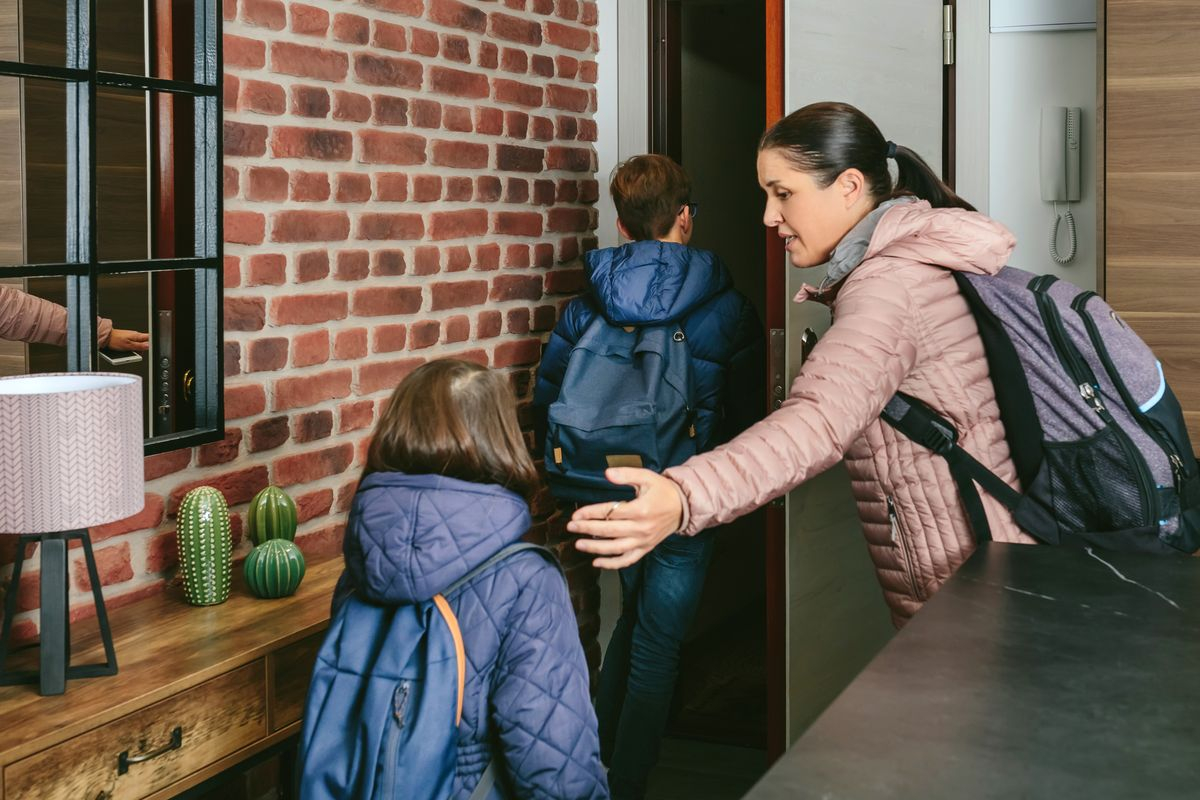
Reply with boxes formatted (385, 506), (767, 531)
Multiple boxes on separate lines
(665, 202), (1036, 623)
(343, 473), (609, 799)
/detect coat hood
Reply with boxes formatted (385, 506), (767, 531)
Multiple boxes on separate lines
(342, 472), (531, 605)
(583, 240), (732, 325)
(803, 197), (1016, 299)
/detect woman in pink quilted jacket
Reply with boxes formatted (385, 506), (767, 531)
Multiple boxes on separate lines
(568, 102), (1036, 623)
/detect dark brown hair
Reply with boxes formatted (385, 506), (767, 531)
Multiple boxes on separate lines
(759, 101), (975, 211)
(365, 359), (539, 501)
(609, 154), (692, 240)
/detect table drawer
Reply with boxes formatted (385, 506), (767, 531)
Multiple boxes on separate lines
(270, 632), (323, 731)
(5, 660), (267, 800)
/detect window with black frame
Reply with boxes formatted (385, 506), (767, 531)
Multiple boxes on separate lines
(0, 0), (222, 454)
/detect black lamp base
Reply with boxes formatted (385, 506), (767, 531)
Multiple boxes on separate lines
(0, 530), (118, 695)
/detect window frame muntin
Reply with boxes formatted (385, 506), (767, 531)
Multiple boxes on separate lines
(0, 0), (223, 455)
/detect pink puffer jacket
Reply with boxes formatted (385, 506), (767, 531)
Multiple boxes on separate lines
(0, 285), (113, 347)
(665, 199), (1037, 623)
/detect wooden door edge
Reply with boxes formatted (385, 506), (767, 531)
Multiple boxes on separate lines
(764, 0), (787, 765)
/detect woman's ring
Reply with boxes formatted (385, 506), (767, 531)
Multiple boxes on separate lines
(605, 501), (623, 519)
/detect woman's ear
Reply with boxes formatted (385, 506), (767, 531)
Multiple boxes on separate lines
(837, 168), (867, 208)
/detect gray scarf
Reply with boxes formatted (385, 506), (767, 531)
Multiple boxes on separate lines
(817, 196), (918, 292)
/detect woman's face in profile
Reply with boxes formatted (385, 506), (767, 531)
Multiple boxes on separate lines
(757, 149), (859, 269)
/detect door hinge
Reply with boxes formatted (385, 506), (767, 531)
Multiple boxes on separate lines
(943, 4), (955, 66)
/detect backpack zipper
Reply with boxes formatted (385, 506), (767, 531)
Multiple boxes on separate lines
(1030, 276), (1155, 525)
(887, 497), (925, 601)
(382, 681), (411, 798)
(1031, 276), (1096, 395)
(1071, 291), (1187, 490)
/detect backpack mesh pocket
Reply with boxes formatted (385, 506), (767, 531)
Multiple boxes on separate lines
(1043, 427), (1150, 533)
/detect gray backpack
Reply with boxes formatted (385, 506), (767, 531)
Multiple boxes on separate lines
(883, 266), (1200, 555)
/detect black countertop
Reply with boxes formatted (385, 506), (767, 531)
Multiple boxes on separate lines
(745, 543), (1200, 799)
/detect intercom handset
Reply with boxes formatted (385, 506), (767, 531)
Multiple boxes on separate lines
(1040, 106), (1081, 264)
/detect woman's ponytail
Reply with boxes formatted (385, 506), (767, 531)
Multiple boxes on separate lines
(760, 102), (975, 212)
(890, 143), (975, 212)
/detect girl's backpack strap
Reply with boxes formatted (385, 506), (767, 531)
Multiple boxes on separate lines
(432, 542), (560, 799)
(443, 542), (562, 597)
(431, 594), (468, 726)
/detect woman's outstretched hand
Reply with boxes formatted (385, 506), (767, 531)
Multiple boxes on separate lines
(108, 329), (151, 352)
(568, 467), (685, 569)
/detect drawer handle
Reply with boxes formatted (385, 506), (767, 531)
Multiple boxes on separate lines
(118, 727), (183, 775)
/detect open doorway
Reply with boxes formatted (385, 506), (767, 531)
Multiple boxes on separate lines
(646, 0), (770, 791)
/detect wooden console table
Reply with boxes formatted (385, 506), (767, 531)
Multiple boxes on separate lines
(0, 555), (341, 799)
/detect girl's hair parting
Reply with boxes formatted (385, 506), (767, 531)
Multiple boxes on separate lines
(366, 358), (539, 501)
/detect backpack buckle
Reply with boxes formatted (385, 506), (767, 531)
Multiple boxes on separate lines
(920, 420), (958, 455)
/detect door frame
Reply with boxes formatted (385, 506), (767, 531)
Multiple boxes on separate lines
(645, 0), (781, 754)
(763, 0), (787, 764)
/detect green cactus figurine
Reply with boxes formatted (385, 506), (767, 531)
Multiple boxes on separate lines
(247, 485), (298, 545)
(176, 486), (233, 606)
(244, 539), (306, 599)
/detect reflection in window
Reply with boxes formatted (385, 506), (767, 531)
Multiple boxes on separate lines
(98, 270), (197, 439)
(0, 0), (222, 452)
(0, 276), (67, 377)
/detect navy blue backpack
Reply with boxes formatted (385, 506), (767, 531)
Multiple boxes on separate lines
(299, 543), (559, 800)
(544, 316), (699, 503)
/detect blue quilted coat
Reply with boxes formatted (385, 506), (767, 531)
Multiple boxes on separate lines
(339, 472), (609, 800)
(534, 240), (764, 450)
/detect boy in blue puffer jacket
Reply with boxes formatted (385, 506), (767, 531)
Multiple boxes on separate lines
(338, 359), (609, 799)
(534, 155), (764, 800)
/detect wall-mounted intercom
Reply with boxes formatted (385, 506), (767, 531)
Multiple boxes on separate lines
(1040, 105), (1081, 264)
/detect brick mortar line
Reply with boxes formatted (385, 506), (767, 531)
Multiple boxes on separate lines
(223, 156), (601, 187)
(222, 106), (601, 150)
(225, 31), (597, 87)
(231, 5), (598, 66)
(223, 288), (563, 307)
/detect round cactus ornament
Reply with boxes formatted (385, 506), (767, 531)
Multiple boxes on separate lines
(247, 485), (298, 545)
(244, 539), (306, 599)
(176, 486), (233, 606)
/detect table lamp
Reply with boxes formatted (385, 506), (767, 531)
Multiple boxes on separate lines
(0, 373), (144, 695)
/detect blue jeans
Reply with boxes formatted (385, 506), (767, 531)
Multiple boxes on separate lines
(595, 531), (716, 800)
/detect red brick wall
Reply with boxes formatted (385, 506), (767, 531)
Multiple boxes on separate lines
(3, 0), (601, 667)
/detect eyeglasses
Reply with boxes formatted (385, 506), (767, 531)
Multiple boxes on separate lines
(683, 202), (699, 219)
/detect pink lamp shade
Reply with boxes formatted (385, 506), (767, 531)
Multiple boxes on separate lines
(0, 373), (145, 535)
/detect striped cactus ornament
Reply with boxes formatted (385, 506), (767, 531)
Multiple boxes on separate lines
(244, 539), (306, 599)
(247, 485), (298, 545)
(176, 487), (233, 606)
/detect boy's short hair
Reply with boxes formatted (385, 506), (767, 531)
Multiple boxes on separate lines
(610, 154), (691, 241)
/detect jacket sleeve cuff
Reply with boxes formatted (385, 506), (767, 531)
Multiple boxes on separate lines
(670, 479), (691, 535)
(97, 317), (114, 348)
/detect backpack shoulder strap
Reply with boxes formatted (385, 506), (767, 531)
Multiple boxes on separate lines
(881, 392), (1059, 545)
(444, 542), (561, 597)
(429, 543), (560, 767)
(431, 594), (468, 726)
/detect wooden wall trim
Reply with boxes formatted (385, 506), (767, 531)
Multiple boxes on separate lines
(1105, 0), (1200, 417)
